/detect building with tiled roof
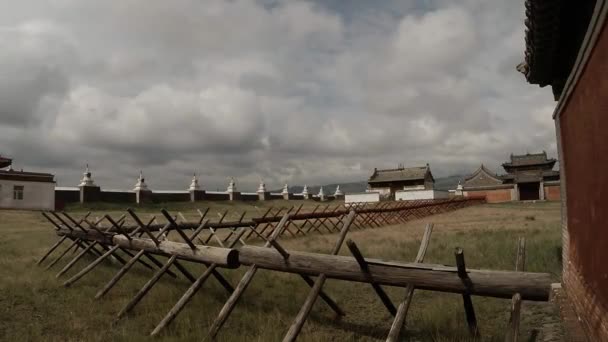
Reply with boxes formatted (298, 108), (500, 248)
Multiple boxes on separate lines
(367, 164), (438, 200)
(0, 155), (12, 169)
(462, 152), (561, 202)
(0, 155), (55, 210)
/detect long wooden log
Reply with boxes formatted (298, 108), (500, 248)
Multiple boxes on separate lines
(237, 247), (552, 301)
(55, 229), (238, 268)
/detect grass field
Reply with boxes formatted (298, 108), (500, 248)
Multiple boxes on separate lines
(0, 201), (563, 341)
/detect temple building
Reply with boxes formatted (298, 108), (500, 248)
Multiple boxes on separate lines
(368, 164), (447, 200)
(0, 155), (56, 210)
(462, 152), (560, 202)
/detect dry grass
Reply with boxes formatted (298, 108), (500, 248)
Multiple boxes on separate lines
(0, 201), (563, 341)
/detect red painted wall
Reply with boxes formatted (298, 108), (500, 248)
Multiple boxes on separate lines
(544, 185), (561, 201)
(559, 20), (608, 340)
(465, 189), (512, 203)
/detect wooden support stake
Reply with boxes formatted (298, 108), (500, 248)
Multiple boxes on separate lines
(63, 245), (120, 286)
(455, 247), (479, 337)
(386, 223), (434, 342)
(117, 255), (178, 319)
(505, 237), (526, 342)
(516, 237), (526, 272)
(149, 228), (247, 336)
(37, 236), (68, 265)
(505, 293), (522, 342)
(206, 214), (292, 340)
(161, 209), (197, 250)
(95, 249), (146, 299)
(346, 239), (396, 316)
(282, 210), (356, 342)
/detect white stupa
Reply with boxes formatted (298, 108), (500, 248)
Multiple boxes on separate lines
(334, 185), (343, 196)
(189, 173), (200, 191)
(318, 186), (325, 199)
(281, 183), (289, 195)
(302, 184), (309, 196)
(133, 171), (149, 191)
(257, 180), (267, 193)
(226, 178), (237, 192)
(79, 164), (95, 187)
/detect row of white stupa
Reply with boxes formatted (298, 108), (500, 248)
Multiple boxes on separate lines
(78, 165), (344, 197)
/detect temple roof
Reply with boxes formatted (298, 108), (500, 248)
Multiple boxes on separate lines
(463, 164), (504, 188)
(368, 165), (432, 184)
(518, 0), (597, 99)
(0, 155), (12, 169)
(0, 169), (55, 183)
(502, 152), (557, 171)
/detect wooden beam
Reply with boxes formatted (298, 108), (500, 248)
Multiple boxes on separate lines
(237, 246), (552, 301)
(505, 293), (522, 342)
(455, 248), (480, 337)
(346, 239), (396, 316)
(56, 229), (239, 268)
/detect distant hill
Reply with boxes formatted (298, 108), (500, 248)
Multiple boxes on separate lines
(273, 176), (464, 194)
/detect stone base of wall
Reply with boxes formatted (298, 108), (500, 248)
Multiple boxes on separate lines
(563, 265), (608, 341)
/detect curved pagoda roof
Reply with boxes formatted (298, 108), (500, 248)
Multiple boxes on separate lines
(502, 151), (556, 173)
(368, 164), (432, 184)
(0, 155), (12, 169)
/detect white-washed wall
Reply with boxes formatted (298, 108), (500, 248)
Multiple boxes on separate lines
(345, 192), (380, 203)
(395, 189), (449, 201)
(0, 179), (55, 210)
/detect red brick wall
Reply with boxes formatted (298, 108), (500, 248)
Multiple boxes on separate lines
(544, 185), (561, 201)
(559, 19), (608, 341)
(465, 189), (512, 203)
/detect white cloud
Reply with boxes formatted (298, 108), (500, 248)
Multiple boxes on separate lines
(0, 0), (559, 190)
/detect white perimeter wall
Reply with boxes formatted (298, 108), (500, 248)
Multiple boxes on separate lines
(345, 192), (380, 203)
(395, 189), (449, 201)
(0, 180), (55, 210)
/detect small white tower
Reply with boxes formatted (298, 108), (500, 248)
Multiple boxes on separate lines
(301, 184), (310, 200)
(257, 180), (267, 193)
(455, 181), (463, 196)
(226, 177), (236, 193)
(282, 183), (292, 200)
(189, 173), (200, 191)
(318, 186), (326, 201)
(334, 185), (343, 197)
(188, 172), (205, 202)
(257, 179), (269, 201)
(78, 164), (100, 204)
(226, 177), (240, 201)
(134, 171), (149, 191)
(133, 170), (151, 204)
(79, 164), (95, 187)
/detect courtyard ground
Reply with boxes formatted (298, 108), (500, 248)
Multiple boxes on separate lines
(0, 200), (563, 341)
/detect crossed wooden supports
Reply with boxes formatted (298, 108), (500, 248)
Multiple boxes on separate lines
(37, 198), (549, 341)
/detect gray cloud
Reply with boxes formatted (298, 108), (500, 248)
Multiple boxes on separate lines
(0, 0), (558, 191)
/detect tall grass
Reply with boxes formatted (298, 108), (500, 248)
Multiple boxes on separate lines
(0, 201), (563, 341)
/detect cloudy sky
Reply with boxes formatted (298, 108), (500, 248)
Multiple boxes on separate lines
(0, 0), (558, 191)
